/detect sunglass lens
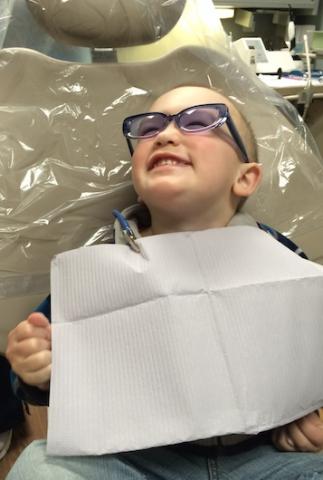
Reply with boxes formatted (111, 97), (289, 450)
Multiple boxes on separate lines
(180, 107), (224, 132)
(129, 114), (166, 138)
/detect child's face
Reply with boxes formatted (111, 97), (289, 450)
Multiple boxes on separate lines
(131, 86), (252, 216)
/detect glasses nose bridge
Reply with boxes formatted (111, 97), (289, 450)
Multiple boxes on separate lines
(153, 113), (181, 146)
(162, 112), (181, 132)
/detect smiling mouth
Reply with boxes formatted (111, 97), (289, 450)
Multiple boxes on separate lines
(149, 158), (192, 171)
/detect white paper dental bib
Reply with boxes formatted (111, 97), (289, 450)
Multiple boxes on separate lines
(48, 226), (323, 456)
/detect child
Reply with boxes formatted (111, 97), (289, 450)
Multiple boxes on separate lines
(5, 86), (323, 480)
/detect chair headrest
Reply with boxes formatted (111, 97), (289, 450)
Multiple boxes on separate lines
(26, 0), (186, 48)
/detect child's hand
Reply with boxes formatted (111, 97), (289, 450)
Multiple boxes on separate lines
(6, 312), (51, 391)
(272, 412), (323, 452)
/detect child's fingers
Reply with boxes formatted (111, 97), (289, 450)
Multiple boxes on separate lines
(7, 338), (51, 381)
(287, 420), (320, 452)
(8, 319), (50, 343)
(272, 427), (296, 452)
(28, 313), (51, 340)
(296, 413), (323, 449)
(11, 337), (51, 359)
(6, 319), (51, 370)
(19, 350), (52, 374)
(273, 420), (321, 453)
(27, 312), (51, 329)
(22, 363), (52, 387)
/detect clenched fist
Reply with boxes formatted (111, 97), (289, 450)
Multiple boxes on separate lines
(272, 412), (323, 453)
(6, 312), (51, 391)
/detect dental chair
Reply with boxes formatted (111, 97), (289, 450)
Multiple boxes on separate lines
(0, 0), (323, 353)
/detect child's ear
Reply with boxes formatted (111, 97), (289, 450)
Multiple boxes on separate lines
(232, 162), (263, 198)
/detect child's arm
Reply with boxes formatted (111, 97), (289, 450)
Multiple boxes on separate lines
(272, 412), (323, 452)
(6, 312), (51, 405)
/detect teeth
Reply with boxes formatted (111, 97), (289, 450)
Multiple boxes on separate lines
(153, 158), (186, 168)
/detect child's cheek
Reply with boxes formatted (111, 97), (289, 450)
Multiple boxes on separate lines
(132, 141), (149, 167)
(131, 151), (146, 190)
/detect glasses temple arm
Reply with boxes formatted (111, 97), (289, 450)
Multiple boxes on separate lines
(226, 116), (249, 162)
(126, 137), (134, 156)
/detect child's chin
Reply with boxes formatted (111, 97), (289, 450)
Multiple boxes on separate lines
(149, 180), (188, 197)
(151, 173), (189, 187)
(146, 185), (191, 209)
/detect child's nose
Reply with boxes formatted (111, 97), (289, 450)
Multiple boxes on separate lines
(154, 121), (181, 147)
